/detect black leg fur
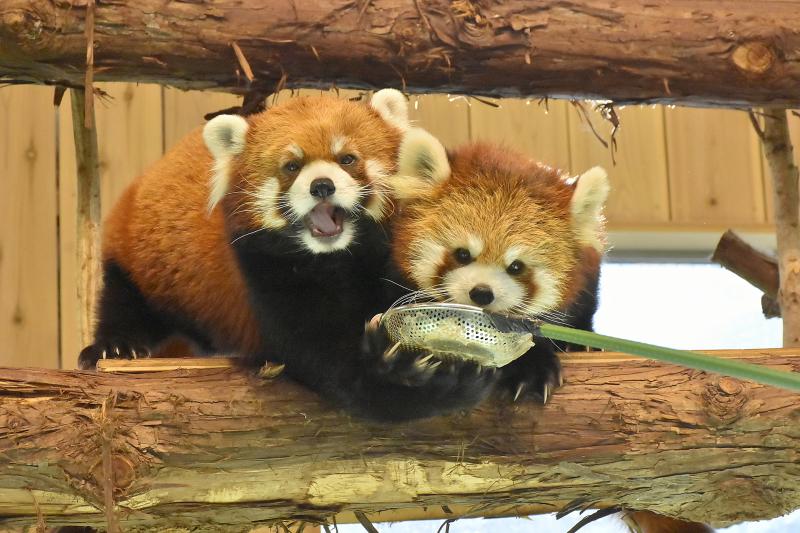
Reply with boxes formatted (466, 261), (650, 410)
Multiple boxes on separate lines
(233, 224), (497, 422)
(78, 261), (172, 370)
(352, 318), (498, 420)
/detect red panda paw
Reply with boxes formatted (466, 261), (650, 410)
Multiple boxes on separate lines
(497, 346), (563, 405)
(362, 317), (498, 388)
(78, 341), (152, 370)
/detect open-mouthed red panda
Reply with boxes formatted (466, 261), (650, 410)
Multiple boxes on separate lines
(79, 90), (496, 421)
(364, 128), (608, 402)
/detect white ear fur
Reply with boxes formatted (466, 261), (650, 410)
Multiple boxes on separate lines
(370, 89), (409, 131)
(571, 166), (610, 250)
(392, 127), (451, 200)
(202, 115), (249, 211)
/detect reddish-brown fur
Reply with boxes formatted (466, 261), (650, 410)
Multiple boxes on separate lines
(102, 95), (401, 356)
(392, 142), (598, 314)
(103, 129), (262, 353)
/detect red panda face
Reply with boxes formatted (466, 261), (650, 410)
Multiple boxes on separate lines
(396, 179), (579, 315)
(391, 133), (609, 317)
(204, 90), (408, 254)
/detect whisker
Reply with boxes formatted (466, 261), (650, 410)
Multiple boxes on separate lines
(230, 227), (267, 245)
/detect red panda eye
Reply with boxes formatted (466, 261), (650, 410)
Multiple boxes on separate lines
(454, 248), (472, 265)
(339, 154), (357, 166)
(283, 161), (301, 173)
(506, 260), (526, 275)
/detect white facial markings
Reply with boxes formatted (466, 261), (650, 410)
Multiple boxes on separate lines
(286, 143), (304, 160)
(442, 263), (525, 313)
(409, 238), (447, 289)
(286, 160), (361, 218)
(364, 159), (390, 220)
(503, 246), (525, 268)
(466, 234), (484, 258)
(299, 222), (355, 254)
(331, 135), (348, 155)
(252, 177), (287, 229)
(528, 267), (561, 314)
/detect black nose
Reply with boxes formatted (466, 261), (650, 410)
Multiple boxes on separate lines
(469, 284), (495, 306)
(310, 178), (336, 198)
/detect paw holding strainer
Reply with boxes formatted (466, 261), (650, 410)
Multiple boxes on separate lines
(367, 303), (800, 398)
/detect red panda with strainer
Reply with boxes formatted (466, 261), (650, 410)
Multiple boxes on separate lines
(364, 128), (608, 402)
(78, 91), (496, 421)
(367, 129), (712, 532)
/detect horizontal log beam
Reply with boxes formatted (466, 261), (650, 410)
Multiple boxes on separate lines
(2, 1), (800, 106)
(2, 350), (800, 531)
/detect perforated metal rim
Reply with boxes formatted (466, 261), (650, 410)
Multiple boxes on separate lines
(381, 303), (533, 367)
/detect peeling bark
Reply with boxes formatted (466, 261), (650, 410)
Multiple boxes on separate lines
(2, 1), (800, 106)
(1, 352), (799, 531)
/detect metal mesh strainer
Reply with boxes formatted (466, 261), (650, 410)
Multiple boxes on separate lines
(380, 303), (800, 392)
(380, 303), (536, 367)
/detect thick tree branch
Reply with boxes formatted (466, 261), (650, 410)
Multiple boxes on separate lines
(1, 352), (799, 531)
(711, 230), (781, 318)
(2, 1), (800, 106)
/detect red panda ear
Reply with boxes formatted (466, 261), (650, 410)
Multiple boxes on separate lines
(571, 166), (610, 251)
(391, 127), (451, 200)
(370, 89), (409, 131)
(202, 114), (249, 211)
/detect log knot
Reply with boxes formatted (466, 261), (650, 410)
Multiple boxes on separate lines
(732, 42), (775, 75)
(702, 377), (749, 426)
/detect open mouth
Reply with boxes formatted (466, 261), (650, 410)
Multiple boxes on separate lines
(304, 203), (346, 238)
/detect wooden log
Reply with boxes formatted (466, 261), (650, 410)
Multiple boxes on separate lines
(2, 1), (800, 106)
(69, 88), (102, 350)
(1, 351), (800, 531)
(761, 109), (800, 345)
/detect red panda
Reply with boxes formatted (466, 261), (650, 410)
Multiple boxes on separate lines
(367, 128), (608, 402)
(373, 128), (712, 532)
(79, 90), (497, 421)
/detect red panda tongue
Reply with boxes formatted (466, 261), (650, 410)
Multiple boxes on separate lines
(307, 203), (343, 237)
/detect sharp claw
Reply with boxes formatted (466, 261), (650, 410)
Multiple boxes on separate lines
(131, 349), (138, 359)
(383, 342), (402, 361)
(474, 365), (482, 375)
(558, 373), (564, 387)
(542, 384), (551, 404)
(114, 347), (121, 356)
(418, 353), (434, 365)
(101, 350), (108, 360)
(414, 354), (431, 370)
(513, 383), (525, 402)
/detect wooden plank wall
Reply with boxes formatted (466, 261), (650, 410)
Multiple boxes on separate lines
(1, 84), (796, 369)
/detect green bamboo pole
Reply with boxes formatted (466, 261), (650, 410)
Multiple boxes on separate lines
(538, 323), (800, 392)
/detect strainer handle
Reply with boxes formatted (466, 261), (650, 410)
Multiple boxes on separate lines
(485, 312), (543, 336)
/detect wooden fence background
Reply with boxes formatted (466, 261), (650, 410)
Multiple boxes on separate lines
(1, 84), (798, 370)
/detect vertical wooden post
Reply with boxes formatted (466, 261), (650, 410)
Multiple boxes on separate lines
(761, 109), (800, 346)
(70, 88), (101, 348)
